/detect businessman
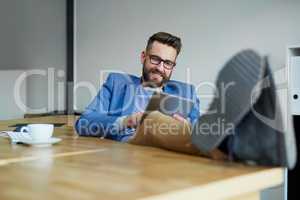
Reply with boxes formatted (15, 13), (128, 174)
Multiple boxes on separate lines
(75, 32), (200, 142)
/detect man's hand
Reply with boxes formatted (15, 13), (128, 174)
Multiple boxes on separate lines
(172, 113), (190, 125)
(123, 112), (144, 128)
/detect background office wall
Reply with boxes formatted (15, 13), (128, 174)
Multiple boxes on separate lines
(0, 0), (66, 120)
(0, 70), (26, 120)
(75, 0), (300, 114)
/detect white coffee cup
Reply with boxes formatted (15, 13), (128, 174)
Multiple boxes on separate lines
(20, 124), (54, 141)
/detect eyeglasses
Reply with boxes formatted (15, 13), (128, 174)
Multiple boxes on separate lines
(148, 54), (176, 70)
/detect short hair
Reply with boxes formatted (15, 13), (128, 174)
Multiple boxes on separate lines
(146, 32), (182, 56)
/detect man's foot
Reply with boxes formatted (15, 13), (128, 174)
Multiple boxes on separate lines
(191, 49), (297, 169)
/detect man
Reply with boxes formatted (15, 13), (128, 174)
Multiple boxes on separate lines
(75, 32), (200, 142)
(76, 34), (296, 168)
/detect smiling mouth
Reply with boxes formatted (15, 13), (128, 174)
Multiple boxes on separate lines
(151, 74), (163, 80)
(151, 71), (163, 77)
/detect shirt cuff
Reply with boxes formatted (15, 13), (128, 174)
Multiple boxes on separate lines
(113, 115), (128, 131)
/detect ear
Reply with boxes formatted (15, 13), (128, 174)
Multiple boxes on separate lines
(140, 51), (146, 64)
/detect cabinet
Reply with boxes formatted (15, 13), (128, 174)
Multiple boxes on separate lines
(287, 45), (300, 200)
(288, 46), (300, 115)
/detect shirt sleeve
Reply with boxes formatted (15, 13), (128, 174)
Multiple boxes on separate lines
(189, 85), (200, 125)
(75, 73), (121, 139)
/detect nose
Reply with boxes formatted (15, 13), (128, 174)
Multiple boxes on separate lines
(156, 61), (165, 72)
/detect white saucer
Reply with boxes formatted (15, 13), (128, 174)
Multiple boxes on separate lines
(19, 137), (62, 146)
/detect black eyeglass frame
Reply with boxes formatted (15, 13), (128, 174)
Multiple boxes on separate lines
(148, 54), (176, 70)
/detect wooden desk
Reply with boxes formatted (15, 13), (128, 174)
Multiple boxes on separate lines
(0, 115), (283, 200)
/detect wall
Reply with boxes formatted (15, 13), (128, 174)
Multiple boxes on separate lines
(0, 70), (26, 120)
(0, 0), (66, 119)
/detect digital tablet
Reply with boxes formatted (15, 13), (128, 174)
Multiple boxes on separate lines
(142, 92), (194, 120)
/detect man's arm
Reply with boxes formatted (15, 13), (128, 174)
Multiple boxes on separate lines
(188, 85), (200, 125)
(75, 74), (121, 139)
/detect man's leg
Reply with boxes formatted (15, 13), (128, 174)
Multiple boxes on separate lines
(191, 49), (297, 168)
(128, 111), (227, 160)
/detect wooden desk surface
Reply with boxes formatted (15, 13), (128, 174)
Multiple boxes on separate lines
(0, 115), (283, 200)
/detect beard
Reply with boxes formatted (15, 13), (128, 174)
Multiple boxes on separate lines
(142, 63), (171, 88)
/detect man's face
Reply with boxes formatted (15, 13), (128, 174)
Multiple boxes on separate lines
(141, 41), (177, 87)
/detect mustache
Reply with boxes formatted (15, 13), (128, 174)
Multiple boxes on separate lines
(149, 69), (166, 78)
